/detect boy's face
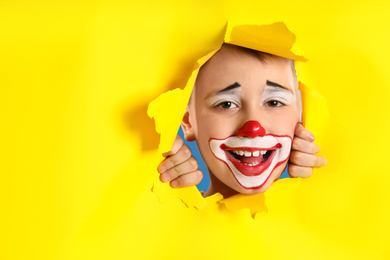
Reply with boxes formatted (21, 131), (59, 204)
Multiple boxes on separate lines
(183, 47), (300, 195)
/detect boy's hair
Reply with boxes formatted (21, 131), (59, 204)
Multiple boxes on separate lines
(220, 43), (276, 63)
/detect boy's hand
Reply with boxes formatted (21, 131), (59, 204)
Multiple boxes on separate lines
(157, 135), (203, 188)
(288, 123), (327, 178)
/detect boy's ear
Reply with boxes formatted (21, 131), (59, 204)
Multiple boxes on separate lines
(181, 109), (195, 142)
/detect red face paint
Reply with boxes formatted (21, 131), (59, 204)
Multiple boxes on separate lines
(237, 121), (266, 138)
(209, 134), (292, 189)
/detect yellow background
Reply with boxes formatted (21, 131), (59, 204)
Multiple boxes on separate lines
(1, 0), (389, 259)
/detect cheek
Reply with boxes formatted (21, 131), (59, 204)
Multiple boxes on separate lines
(263, 110), (299, 137)
(284, 117), (299, 137)
(196, 114), (237, 141)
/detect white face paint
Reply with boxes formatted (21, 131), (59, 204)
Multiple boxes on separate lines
(209, 135), (292, 189)
(261, 85), (294, 106)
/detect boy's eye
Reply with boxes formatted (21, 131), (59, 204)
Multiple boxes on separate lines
(266, 100), (284, 107)
(216, 101), (238, 109)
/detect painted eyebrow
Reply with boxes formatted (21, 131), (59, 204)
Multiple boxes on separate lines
(266, 80), (293, 93)
(216, 82), (241, 95)
(206, 82), (241, 99)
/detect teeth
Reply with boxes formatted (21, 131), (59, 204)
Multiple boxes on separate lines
(231, 150), (268, 157)
(232, 150), (244, 156)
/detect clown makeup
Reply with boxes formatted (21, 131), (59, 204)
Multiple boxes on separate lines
(210, 130), (292, 189)
(182, 44), (300, 198)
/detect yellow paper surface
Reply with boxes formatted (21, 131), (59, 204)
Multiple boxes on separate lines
(1, 1), (390, 259)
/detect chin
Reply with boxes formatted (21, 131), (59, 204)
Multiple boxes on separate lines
(233, 169), (282, 195)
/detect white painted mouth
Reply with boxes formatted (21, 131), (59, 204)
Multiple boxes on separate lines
(209, 135), (292, 189)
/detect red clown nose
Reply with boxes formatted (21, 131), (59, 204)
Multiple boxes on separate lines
(237, 120), (266, 138)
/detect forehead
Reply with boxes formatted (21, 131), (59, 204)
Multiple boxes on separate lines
(195, 46), (295, 94)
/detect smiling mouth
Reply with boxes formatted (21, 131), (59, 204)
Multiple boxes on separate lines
(209, 135), (292, 189)
(221, 144), (280, 176)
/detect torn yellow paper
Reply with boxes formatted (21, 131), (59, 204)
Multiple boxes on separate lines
(152, 176), (207, 210)
(300, 82), (330, 144)
(147, 50), (218, 154)
(220, 192), (267, 218)
(225, 22), (308, 62)
(147, 87), (193, 154)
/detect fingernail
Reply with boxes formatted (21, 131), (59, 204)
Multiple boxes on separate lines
(323, 157), (327, 166)
(161, 173), (170, 182)
(308, 133), (315, 142)
(171, 180), (178, 188)
(158, 165), (167, 173)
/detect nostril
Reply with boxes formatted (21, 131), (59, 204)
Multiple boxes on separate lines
(237, 120), (266, 138)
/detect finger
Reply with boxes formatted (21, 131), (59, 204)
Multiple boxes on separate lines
(289, 151), (327, 168)
(160, 156), (199, 182)
(162, 135), (184, 157)
(170, 170), (203, 188)
(294, 123), (315, 142)
(288, 164), (313, 178)
(292, 137), (320, 154)
(158, 143), (192, 173)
